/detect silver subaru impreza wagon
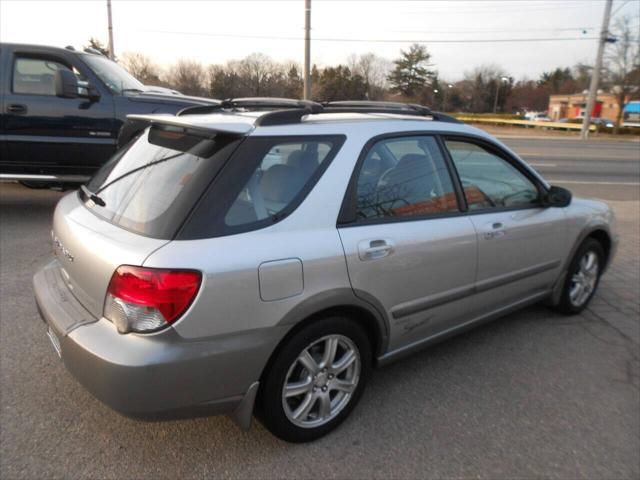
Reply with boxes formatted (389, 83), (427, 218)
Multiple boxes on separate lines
(34, 99), (618, 442)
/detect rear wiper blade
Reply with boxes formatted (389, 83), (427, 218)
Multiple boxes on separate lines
(80, 185), (106, 207)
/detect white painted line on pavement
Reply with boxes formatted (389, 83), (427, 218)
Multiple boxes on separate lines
(548, 179), (640, 186)
(520, 152), (639, 160)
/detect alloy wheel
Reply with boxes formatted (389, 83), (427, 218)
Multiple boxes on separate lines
(282, 334), (361, 429)
(569, 250), (599, 308)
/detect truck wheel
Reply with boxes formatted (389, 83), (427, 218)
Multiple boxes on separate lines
(258, 316), (371, 442)
(19, 181), (49, 189)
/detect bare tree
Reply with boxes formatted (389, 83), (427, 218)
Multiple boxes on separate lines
(461, 64), (511, 113)
(237, 53), (278, 96)
(207, 63), (245, 98)
(605, 15), (640, 132)
(120, 52), (162, 85)
(165, 59), (206, 96)
(348, 53), (391, 100)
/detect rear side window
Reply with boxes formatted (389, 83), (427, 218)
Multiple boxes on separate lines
(354, 136), (459, 221)
(180, 135), (345, 239)
(82, 126), (241, 239)
(225, 140), (333, 226)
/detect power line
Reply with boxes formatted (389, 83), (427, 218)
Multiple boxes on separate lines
(142, 29), (600, 44)
(376, 27), (596, 34)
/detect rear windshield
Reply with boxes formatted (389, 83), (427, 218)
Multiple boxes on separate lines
(179, 135), (345, 239)
(81, 126), (241, 239)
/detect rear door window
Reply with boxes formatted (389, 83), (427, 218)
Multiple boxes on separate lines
(82, 126), (242, 239)
(353, 136), (459, 221)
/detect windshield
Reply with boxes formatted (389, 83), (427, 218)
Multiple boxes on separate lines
(81, 54), (145, 94)
(82, 126), (242, 238)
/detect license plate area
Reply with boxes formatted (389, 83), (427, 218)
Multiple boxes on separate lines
(47, 327), (62, 358)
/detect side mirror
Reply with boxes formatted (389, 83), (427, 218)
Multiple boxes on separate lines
(54, 69), (79, 98)
(544, 185), (572, 207)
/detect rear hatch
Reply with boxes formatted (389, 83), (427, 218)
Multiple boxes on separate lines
(52, 122), (245, 318)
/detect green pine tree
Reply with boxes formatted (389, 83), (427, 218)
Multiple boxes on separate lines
(388, 44), (435, 98)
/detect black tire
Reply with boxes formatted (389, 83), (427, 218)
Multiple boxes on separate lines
(19, 180), (50, 189)
(258, 316), (371, 443)
(555, 238), (605, 315)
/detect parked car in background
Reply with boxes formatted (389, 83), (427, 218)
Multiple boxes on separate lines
(622, 101), (640, 128)
(558, 117), (614, 128)
(0, 43), (218, 188)
(590, 117), (614, 128)
(524, 111), (551, 122)
(34, 99), (618, 442)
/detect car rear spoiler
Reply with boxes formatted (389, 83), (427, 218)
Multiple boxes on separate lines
(126, 114), (254, 137)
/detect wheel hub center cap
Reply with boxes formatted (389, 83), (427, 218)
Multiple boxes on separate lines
(315, 372), (329, 387)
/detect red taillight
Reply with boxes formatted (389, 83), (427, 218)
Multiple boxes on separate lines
(104, 266), (201, 333)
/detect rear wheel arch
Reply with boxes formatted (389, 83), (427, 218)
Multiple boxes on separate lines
(261, 295), (388, 388)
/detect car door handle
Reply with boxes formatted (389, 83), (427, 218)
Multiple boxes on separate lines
(7, 104), (27, 114)
(483, 222), (506, 240)
(358, 239), (394, 260)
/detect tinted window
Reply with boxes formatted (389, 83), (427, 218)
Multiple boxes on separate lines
(82, 126), (241, 238)
(355, 136), (458, 220)
(445, 140), (539, 210)
(179, 135), (345, 239)
(225, 140), (335, 226)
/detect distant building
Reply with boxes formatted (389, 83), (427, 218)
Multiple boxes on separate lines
(548, 92), (623, 122)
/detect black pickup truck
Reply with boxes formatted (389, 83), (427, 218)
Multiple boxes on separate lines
(0, 43), (218, 188)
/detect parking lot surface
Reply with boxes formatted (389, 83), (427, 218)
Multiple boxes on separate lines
(1, 136), (639, 479)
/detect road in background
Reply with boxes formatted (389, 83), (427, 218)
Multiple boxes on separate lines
(501, 137), (640, 201)
(1, 136), (639, 479)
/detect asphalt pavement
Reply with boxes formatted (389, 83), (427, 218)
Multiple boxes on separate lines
(501, 137), (640, 201)
(1, 136), (639, 479)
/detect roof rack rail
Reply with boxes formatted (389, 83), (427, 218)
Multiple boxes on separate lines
(177, 97), (322, 117)
(177, 97), (462, 125)
(324, 100), (432, 115)
(323, 101), (461, 124)
(220, 97), (323, 112)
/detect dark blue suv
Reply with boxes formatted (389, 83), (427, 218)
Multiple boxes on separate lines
(0, 43), (218, 188)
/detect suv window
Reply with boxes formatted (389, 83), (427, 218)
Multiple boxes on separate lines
(12, 57), (86, 96)
(354, 136), (459, 220)
(444, 140), (539, 210)
(225, 140), (335, 226)
(82, 126), (242, 239)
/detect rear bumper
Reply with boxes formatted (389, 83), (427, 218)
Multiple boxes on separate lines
(34, 260), (287, 421)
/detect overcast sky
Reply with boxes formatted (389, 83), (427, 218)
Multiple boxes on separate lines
(1, 0), (638, 80)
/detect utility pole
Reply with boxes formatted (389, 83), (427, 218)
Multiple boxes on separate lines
(303, 0), (311, 100)
(493, 77), (508, 113)
(581, 0), (613, 139)
(107, 0), (115, 60)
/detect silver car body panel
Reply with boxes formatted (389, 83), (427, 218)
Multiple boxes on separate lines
(51, 192), (169, 318)
(34, 111), (619, 425)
